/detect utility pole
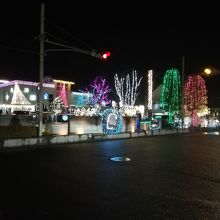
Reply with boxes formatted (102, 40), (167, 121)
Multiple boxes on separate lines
(181, 56), (185, 128)
(36, 3), (110, 137)
(38, 3), (45, 137)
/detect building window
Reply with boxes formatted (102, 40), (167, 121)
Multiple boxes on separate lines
(29, 94), (36, 101)
(24, 88), (29, 93)
(49, 94), (53, 102)
(5, 94), (9, 101)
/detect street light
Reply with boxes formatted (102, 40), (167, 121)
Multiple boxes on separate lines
(202, 67), (220, 119)
(203, 67), (220, 77)
(204, 68), (211, 75)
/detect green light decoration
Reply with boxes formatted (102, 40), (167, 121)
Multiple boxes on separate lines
(160, 68), (181, 123)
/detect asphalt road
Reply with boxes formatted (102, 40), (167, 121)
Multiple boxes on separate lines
(0, 132), (220, 219)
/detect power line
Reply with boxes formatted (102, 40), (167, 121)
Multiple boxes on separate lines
(0, 43), (38, 55)
(45, 32), (73, 47)
(45, 18), (93, 49)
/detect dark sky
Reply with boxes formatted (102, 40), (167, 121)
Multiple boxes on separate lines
(0, 3), (220, 105)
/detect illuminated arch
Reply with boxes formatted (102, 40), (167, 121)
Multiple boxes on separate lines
(101, 109), (122, 134)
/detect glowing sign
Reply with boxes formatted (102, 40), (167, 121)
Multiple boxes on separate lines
(43, 93), (49, 100)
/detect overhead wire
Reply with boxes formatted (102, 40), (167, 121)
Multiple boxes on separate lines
(45, 18), (93, 50)
(0, 43), (38, 55)
(45, 32), (73, 47)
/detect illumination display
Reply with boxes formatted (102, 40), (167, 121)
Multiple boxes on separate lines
(0, 104), (35, 112)
(0, 80), (55, 88)
(0, 80), (9, 84)
(184, 74), (208, 127)
(101, 109), (122, 134)
(107, 113), (118, 129)
(72, 107), (98, 116)
(85, 76), (111, 105)
(11, 82), (31, 105)
(147, 70), (153, 110)
(135, 105), (145, 118)
(161, 68), (181, 123)
(53, 79), (75, 85)
(50, 96), (65, 114)
(59, 82), (68, 106)
(71, 92), (91, 107)
(114, 70), (142, 107)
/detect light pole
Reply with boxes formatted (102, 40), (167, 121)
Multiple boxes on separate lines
(203, 67), (220, 77)
(38, 3), (45, 137)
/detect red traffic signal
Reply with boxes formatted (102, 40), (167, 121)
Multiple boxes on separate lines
(102, 51), (111, 59)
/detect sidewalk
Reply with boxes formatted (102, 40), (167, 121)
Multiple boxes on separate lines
(0, 128), (190, 150)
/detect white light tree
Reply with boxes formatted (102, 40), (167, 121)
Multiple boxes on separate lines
(114, 70), (142, 115)
(50, 96), (65, 114)
(11, 82), (31, 105)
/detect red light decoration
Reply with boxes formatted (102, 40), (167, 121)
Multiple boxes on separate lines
(184, 74), (208, 127)
(59, 82), (68, 107)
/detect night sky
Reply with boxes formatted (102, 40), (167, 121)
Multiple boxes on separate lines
(0, 3), (220, 106)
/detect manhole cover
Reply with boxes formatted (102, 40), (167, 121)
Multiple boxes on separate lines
(110, 156), (131, 162)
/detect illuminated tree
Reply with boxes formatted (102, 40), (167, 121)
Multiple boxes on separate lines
(86, 76), (111, 105)
(114, 70), (143, 107)
(184, 74), (208, 127)
(50, 96), (65, 113)
(59, 82), (68, 106)
(160, 68), (181, 123)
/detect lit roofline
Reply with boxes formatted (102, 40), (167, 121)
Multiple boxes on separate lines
(53, 79), (75, 85)
(0, 80), (55, 88)
(0, 79), (9, 84)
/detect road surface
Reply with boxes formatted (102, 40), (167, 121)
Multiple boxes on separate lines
(0, 132), (220, 219)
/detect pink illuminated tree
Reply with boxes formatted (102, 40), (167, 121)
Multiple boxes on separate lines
(59, 82), (68, 106)
(86, 76), (111, 105)
(184, 74), (208, 127)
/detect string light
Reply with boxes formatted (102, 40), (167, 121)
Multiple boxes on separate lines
(11, 82), (31, 105)
(114, 70), (143, 107)
(86, 76), (111, 105)
(147, 70), (153, 110)
(59, 82), (68, 106)
(72, 107), (98, 116)
(0, 80), (55, 88)
(101, 108), (122, 134)
(161, 68), (181, 123)
(184, 74), (208, 127)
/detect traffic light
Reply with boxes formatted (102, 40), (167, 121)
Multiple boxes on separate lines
(101, 51), (111, 59)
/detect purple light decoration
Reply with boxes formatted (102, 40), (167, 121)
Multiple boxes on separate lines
(86, 76), (111, 105)
(59, 82), (68, 106)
